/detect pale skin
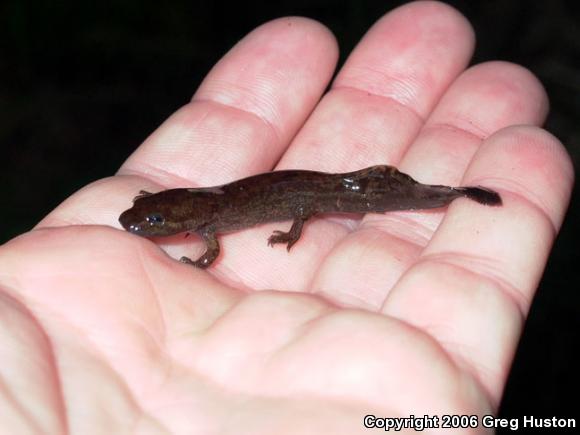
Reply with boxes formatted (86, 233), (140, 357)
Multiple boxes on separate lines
(0, 2), (573, 434)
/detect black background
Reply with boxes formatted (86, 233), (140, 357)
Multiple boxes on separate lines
(1, 0), (578, 428)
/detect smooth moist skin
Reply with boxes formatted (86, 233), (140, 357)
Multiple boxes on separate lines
(119, 165), (502, 268)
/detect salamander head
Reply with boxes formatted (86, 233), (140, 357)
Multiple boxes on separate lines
(119, 189), (207, 237)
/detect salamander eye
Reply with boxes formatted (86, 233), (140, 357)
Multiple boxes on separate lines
(146, 213), (165, 226)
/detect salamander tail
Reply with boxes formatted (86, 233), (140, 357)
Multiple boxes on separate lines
(457, 186), (502, 206)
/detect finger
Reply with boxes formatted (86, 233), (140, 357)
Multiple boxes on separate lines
(383, 126), (573, 406)
(400, 61), (549, 185)
(39, 18), (338, 229)
(121, 17), (337, 186)
(278, 1), (475, 171)
(311, 62), (549, 308)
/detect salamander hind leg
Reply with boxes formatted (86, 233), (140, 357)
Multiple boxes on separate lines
(268, 216), (307, 252)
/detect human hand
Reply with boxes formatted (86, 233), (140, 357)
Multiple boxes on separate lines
(0, 2), (572, 433)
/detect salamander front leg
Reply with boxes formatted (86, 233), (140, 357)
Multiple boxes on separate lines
(268, 216), (309, 251)
(180, 228), (220, 268)
(132, 190), (153, 202)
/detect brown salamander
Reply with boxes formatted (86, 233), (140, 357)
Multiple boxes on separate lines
(119, 165), (501, 268)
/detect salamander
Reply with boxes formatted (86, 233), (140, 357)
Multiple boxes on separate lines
(118, 165), (501, 268)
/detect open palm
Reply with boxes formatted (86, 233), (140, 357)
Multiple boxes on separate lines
(0, 3), (572, 434)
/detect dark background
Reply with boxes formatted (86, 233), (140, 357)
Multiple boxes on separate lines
(1, 0), (578, 428)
